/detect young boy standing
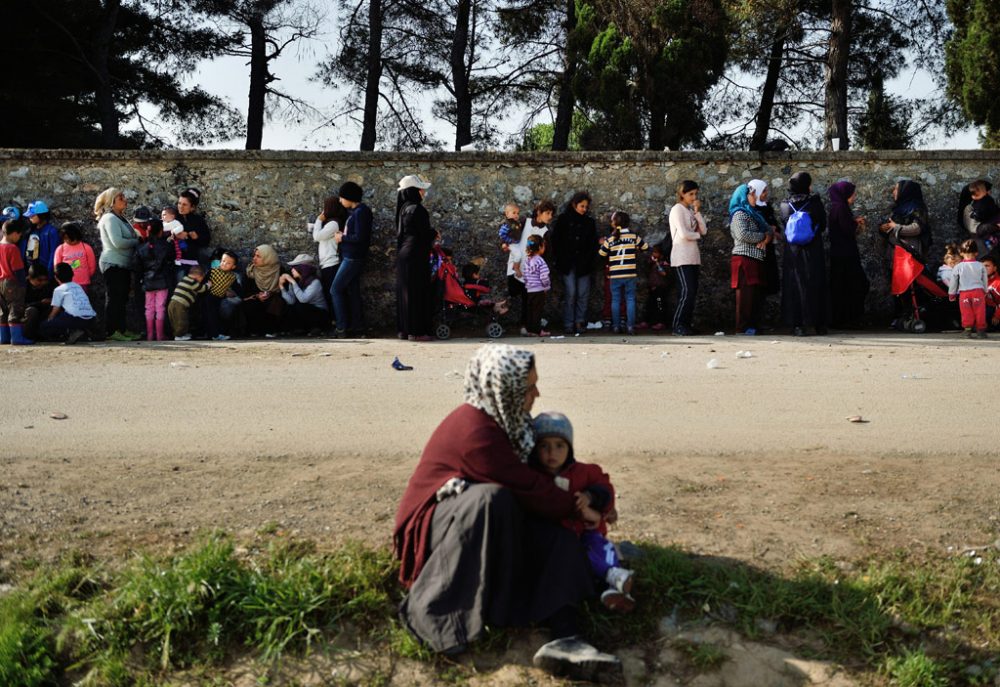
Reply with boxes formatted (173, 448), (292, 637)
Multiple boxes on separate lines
(40, 263), (97, 344)
(0, 218), (33, 344)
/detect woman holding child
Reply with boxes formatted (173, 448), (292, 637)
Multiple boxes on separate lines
(395, 174), (436, 341)
(394, 345), (619, 679)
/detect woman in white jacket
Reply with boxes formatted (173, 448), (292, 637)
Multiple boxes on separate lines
(312, 195), (347, 324)
(668, 180), (707, 335)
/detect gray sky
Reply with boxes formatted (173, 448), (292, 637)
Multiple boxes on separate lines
(183, 30), (983, 152)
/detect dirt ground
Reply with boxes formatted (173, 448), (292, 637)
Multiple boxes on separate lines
(2, 331), (999, 573)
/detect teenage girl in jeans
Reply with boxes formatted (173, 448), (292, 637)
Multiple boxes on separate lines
(668, 180), (707, 335)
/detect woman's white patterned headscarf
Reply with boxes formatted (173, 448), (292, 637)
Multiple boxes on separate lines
(747, 179), (769, 207)
(464, 344), (536, 461)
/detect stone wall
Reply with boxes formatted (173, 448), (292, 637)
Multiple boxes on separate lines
(3, 148), (999, 333)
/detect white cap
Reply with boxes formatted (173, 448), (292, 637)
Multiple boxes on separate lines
(398, 174), (432, 191)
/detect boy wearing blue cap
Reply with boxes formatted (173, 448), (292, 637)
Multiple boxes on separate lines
(23, 200), (60, 275)
(531, 411), (635, 611)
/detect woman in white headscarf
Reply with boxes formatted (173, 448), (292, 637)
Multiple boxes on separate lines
(394, 344), (619, 679)
(747, 179), (781, 304)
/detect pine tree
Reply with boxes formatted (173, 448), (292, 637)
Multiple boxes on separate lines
(854, 72), (912, 149)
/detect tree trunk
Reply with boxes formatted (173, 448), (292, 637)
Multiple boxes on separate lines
(95, 0), (122, 148)
(451, 0), (473, 150)
(750, 23), (787, 152)
(647, 73), (666, 150)
(245, 14), (267, 150)
(360, 0), (383, 151)
(552, 0), (577, 151)
(824, 0), (851, 151)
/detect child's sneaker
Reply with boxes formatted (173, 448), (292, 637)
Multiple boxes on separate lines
(213, 334), (230, 341)
(605, 566), (634, 595)
(600, 588), (636, 613)
(965, 328), (974, 339)
(978, 330), (988, 339)
(174, 334), (192, 341)
(109, 331), (131, 342)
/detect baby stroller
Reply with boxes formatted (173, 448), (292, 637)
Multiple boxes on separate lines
(434, 260), (505, 339)
(889, 244), (957, 333)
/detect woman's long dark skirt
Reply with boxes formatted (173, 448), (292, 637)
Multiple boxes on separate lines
(781, 240), (828, 329)
(829, 255), (869, 328)
(399, 484), (593, 654)
(396, 254), (432, 337)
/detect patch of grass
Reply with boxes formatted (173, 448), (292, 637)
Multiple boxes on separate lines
(587, 544), (999, 685)
(676, 639), (727, 671)
(6, 533), (999, 686)
(241, 540), (397, 661)
(883, 647), (949, 687)
(0, 592), (57, 687)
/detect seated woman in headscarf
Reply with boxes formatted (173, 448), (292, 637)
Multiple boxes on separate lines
(880, 180), (932, 261)
(243, 244), (286, 337)
(394, 344), (620, 680)
(279, 253), (328, 335)
(778, 172), (828, 336)
(728, 182), (772, 335)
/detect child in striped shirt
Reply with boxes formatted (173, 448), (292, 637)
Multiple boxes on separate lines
(168, 265), (208, 341)
(598, 211), (649, 335)
(522, 234), (551, 336)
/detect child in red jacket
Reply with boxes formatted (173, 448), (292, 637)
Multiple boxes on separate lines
(531, 411), (635, 611)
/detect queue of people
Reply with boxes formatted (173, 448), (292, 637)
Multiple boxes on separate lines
(3, 173), (1000, 346)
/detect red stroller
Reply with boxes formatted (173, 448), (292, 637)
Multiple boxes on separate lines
(890, 245), (956, 333)
(434, 261), (505, 339)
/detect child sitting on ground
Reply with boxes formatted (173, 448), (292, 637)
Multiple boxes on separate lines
(531, 411), (635, 612)
(0, 218), (33, 344)
(23, 263), (54, 340)
(641, 243), (671, 330)
(522, 234), (550, 337)
(949, 239), (989, 339)
(39, 262), (97, 344)
(168, 265), (208, 341)
(937, 243), (960, 287)
(53, 222), (97, 292)
(204, 250), (240, 341)
(498, 203), (523, 251)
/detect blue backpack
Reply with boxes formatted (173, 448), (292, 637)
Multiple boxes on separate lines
(785, 201), (815, 245)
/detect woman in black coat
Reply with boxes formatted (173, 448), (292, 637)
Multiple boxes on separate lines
(779, 172), (829, 336)
(395, 174), (436, 341)
(550, 191), (598, 335)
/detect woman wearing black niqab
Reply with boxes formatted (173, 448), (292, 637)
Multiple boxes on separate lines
(395, 175), (436, 341)
(778, 172), (829, 336)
